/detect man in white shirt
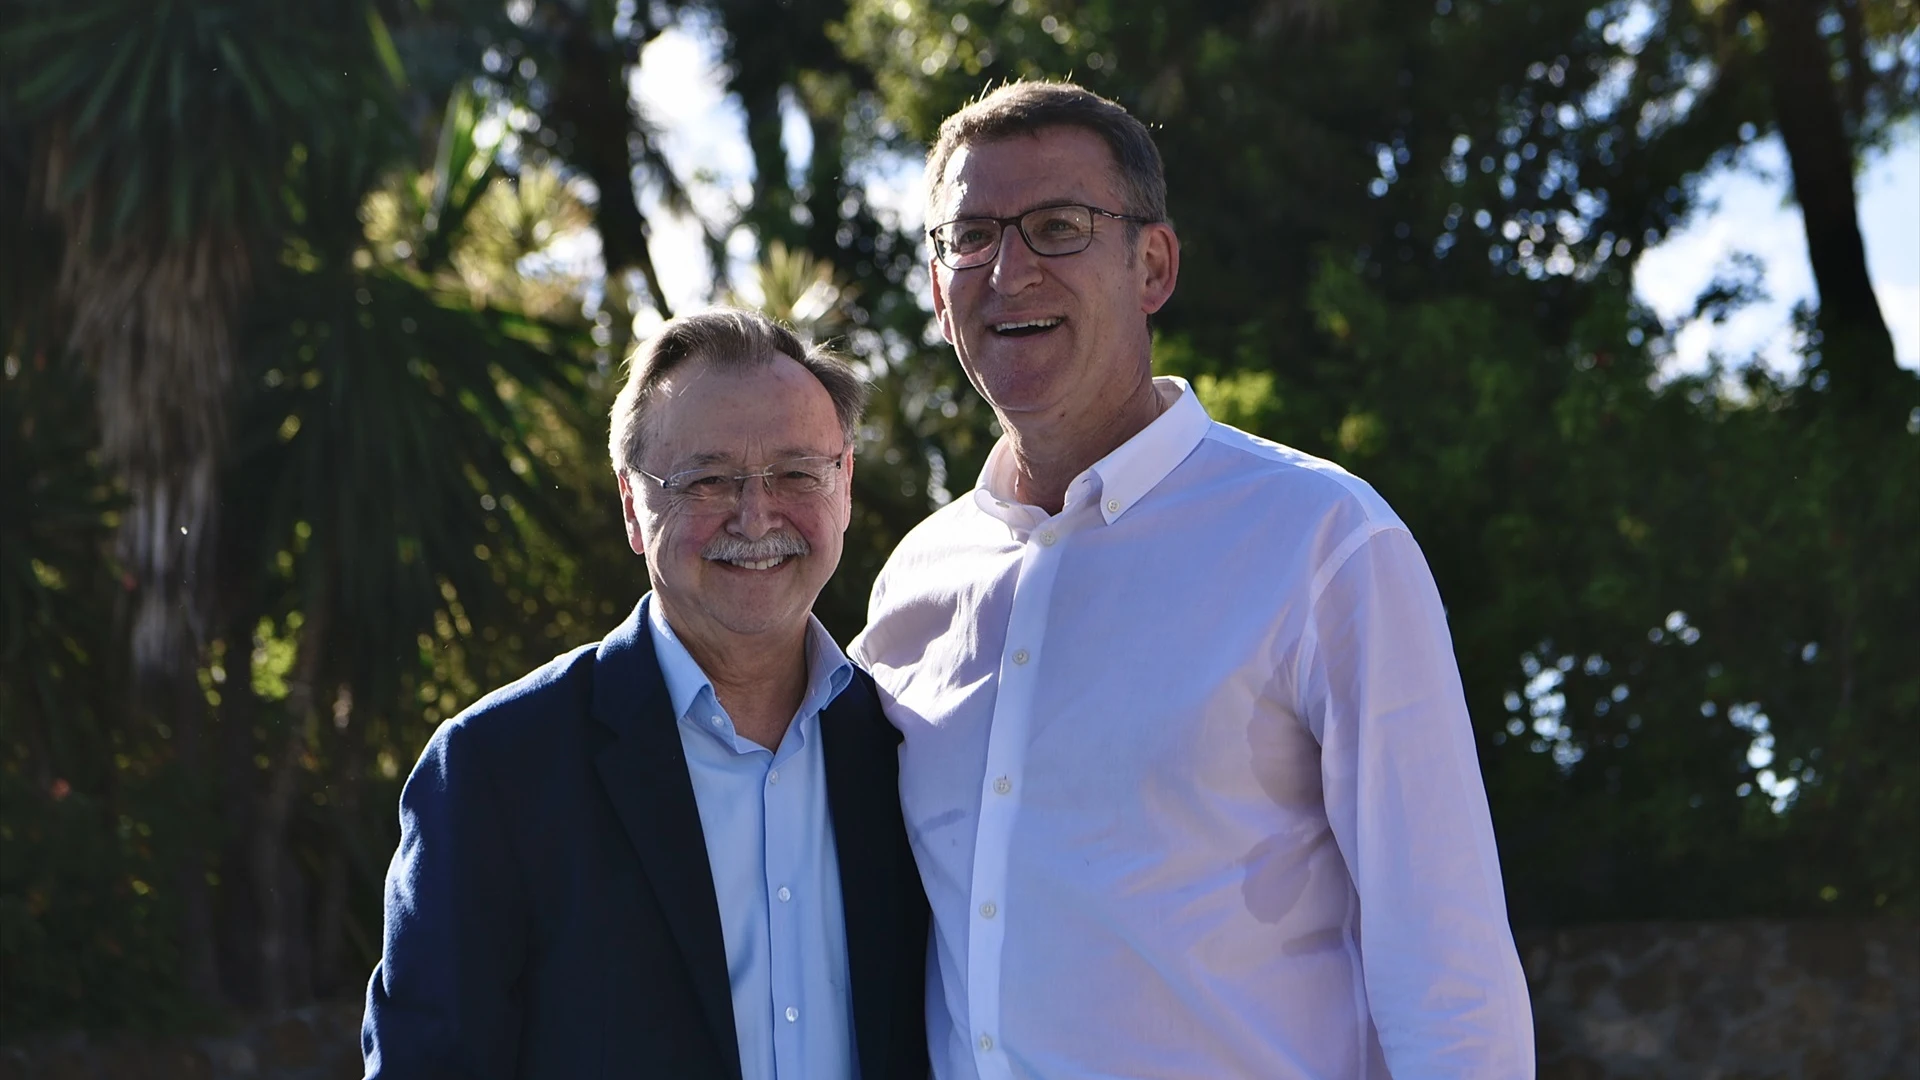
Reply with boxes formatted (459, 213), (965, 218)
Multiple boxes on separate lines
(852, 81), (1535, 1079)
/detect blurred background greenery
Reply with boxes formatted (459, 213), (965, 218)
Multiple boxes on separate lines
(1, 0), (1915, 1038)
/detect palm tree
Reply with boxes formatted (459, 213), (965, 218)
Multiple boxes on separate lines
(4, 0), (404, 1000)
(6, 0), (685, 1013)
(209, 75), (617, 1005)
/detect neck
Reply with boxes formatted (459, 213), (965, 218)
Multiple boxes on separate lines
(670, 612), (810, 751)
(1004, 373), (1165, 514)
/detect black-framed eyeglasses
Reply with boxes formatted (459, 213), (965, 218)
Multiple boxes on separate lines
(927, 203), (1157, 270)
(631, 454), (846, 513)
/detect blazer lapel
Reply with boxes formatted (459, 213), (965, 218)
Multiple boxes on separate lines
(822, 673), (903, 1080)
(591, 598), (742, 1080)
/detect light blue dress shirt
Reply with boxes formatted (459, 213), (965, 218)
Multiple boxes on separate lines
(646, 595), (858, 1080)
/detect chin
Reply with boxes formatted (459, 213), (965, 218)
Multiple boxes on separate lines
(708, 593), (811, 636)
(972, 357), (1073, 405)
(978, 381), (1065, 419)
(963, 360), (1043, 403)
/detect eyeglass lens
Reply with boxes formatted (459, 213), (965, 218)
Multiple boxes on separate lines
(937, 205), (1096, 268)
(661, 457), (841, 510)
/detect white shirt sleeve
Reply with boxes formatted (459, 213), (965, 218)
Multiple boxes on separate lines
(1295, 524), (1536, 1077)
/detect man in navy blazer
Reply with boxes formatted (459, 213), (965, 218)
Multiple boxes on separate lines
(363, 310), (929, 1079)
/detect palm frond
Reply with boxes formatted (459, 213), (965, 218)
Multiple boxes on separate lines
(230, 259), (594, 707)
(2, 0), (412, 678)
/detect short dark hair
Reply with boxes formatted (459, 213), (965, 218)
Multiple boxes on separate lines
(608, 309), (868, 473)
(926, 80), (1167, 228)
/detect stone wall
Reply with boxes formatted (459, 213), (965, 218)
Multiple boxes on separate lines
(4, 920), (1915, 1078)
(1522, 919), (1919, 1079)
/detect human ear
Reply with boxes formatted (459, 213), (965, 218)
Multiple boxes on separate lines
(834, 446), (856, 532)
(1138, 223), (1180, 315)
(931, 257), (958, 344)
(615, 471), (647, 556)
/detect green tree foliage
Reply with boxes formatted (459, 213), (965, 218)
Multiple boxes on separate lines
(1, 0), (1915, 1039)
(835, 0), (1919, 922)
(1, 118), (199, 1032)
(2, 0), (628, 1029)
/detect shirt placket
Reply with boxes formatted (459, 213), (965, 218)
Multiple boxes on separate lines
(765, 739), (803, 1074)
(967, 509), (1071, 1079)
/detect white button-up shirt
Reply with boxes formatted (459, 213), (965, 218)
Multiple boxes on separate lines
(852, 378), (1533, 1079)
(649, 598), (857, 1080)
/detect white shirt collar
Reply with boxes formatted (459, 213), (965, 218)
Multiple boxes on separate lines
(972, 375), (1213, 527)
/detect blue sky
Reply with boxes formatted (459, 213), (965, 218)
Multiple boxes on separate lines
(1635, 129), (1919, 376)
(623, 22), (1920, 378)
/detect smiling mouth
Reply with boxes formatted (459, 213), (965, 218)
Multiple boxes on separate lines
(710, 555), (791, 571)
(992, 317), (1064, 337)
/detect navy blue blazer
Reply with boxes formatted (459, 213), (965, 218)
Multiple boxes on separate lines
(362, 600), (930, 1079)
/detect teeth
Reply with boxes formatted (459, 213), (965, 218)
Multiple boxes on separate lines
(994, 317), (1063, 332)
(728, 556), (786, 571)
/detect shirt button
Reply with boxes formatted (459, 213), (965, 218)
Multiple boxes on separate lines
(1012, 649), (1030, 665)
(993, 776), (1012, 795)
(777, 886), (792, 903)
(1107, 498), (1121, 513)
(1039, 530), (1057, 546)
(979, 1033), (994, 1051)
(785, 1006), (799, 1023)
(708, 715), (723, 727)
(979, 901), (997, 919)
(767, 768), (780, 785)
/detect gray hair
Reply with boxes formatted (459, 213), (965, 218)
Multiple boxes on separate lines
(926, 80), (1168, 230)
(607, 309), (868, 473)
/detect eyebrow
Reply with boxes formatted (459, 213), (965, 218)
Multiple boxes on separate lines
(942, 197), (1094, 222)
(669, 447), (840, 470)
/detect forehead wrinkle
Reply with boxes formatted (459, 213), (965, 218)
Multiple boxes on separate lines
(934, 133), (1125, 221)
(644, 353), (843, 474)
(764, 442), (841, 459)
(661, 443), (771, 472)
(942, 169), (1105, 220)
(634, 360), (710, 458)
(948, 198), (1101, 224)
(672, 444), (839, 471)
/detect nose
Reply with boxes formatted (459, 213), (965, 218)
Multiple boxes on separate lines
(987, 222), (1043, 295)
(726, 475), (782, 539)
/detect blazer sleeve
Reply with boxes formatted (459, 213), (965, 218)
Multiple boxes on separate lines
(363, 716), (531, 1079)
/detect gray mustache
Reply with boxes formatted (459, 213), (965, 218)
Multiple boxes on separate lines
(702, 532), (810, 563)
